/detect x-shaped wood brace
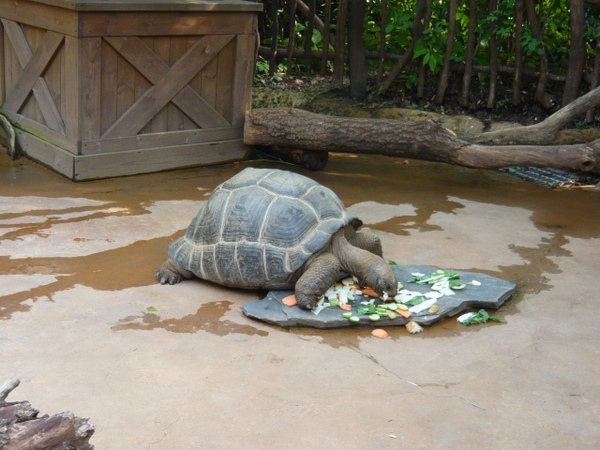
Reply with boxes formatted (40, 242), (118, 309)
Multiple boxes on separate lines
(2, 19), (66, 134)
(102, 35), (234, 139)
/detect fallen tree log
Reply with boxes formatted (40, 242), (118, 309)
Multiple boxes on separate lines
(0, 378), (94, 449)
(476, 84), (600, 145)
(244, 108), (600, 173)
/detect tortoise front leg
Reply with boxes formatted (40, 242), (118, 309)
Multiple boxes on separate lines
(156, 258), (194, 285)
(295, 252), (341, 310)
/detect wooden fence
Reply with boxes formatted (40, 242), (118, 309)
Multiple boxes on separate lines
(257, 0), (600, 117)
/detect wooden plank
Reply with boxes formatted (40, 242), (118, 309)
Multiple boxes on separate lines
(2, 20), (66, 133)
(73, 139), (249, 180)
(18, 23), (44, 124)
(116, 45), (135, 120)
(15, 128), (75, 179)
(24, 0), (263, 13)
(215, 38), (235, 123)
(0, 109), (77, 152)
(149, 36), (170, 133)
(79, 37), (101, 140)
(167, 36), (187, 131)
(0, 19), (4, 106)
(104, 36), (230, 130)
(79, 11), (256, 37)
(80, 127), (242, 154)
(0, 0), (78, 36)
(231, 34), (257, 127)
(63, 35), (80, 147)
(100, 39), (118, 135)
(102, 34), (234, 139)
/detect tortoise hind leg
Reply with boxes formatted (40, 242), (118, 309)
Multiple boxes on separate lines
(295, 253), (341, 310)
(348, 231), (383, 257)
(156, 258), (194, 285)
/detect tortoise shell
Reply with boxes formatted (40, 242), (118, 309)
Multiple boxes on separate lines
(168, 167), (361, 289)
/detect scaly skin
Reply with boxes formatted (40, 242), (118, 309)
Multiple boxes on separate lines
(156, 258), (194, 285)
(294, 228), (397, 309)
(295, 253), (341, 309)
(347, 230), (383, 257)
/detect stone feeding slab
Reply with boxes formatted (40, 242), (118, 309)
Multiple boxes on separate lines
(242, 264), (516, 329)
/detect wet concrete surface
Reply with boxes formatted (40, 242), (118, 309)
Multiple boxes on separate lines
(1, 153), (600, 448)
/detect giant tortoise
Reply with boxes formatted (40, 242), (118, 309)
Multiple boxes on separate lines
(156, 167), (397, 309)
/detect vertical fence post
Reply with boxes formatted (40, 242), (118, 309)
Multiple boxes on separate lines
(460, 0), (477, 107)
(512, 0), (524, 105)
(287, 0), (297, 74)
(333, 0), (348, 88)
(268, 0), (279, 77)
(376, 0), (389, 90)
(304, 0), (316, 75)
(320, 0), (332, 75)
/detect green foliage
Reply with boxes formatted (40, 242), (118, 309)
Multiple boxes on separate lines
(258, 0), (600, 90)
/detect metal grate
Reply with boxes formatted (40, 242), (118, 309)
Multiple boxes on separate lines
(502, 167), (600, 189)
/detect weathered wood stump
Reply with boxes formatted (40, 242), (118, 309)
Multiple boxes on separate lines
(0, 379), (94, 449)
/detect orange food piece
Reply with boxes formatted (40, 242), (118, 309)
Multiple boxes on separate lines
(360, 287), (380, 298)
(339, 303), (352, 311)
(371, 328), (389, 339)
(396, 308), (412, 319)
(282, 295), (298, 307)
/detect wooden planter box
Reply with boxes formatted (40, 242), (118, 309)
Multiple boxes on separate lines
(0, 0), (261, 180)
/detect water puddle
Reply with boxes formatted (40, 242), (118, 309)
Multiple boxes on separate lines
(1, 153), (599, 341)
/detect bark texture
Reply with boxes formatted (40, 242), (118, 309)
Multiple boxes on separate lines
(245, 107), (600, 173)
(0, 378), (95, 449)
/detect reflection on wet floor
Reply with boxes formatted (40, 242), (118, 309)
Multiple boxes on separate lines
(1, 152), (599, 339)
(113, 301), (269, 337)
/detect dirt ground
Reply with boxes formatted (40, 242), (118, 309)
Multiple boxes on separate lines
(1, 150), (600, 448)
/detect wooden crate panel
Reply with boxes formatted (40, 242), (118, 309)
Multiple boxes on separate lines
(74, 139), (250, 180)
(1, 0), (260, 179)
(2, 20), (67, 134)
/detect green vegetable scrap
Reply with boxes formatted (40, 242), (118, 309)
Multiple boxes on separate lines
(458, 309), (506, 326)
(408, 269), (463, 288)
(146, 306), (158, 312)
(403, 296), (429, 306)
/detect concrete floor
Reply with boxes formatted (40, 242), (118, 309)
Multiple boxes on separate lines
(1, 152), (600, 449)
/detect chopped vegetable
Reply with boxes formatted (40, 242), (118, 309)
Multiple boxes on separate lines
(403, 296), (429, 306)
(396, 308), (412, 319)
(458, 309), (506, 326)
(408, 298), (437, 314)
(369, 314), (381, 321)
(405, 321), (424, 334)
(371, 328), (389, 338)
(428, 304), (440, 314)
(339, 303), (352, 311)
(342, 312), (353, 318)
(282, 295), (297, 307)
(360, 287), (380, 298)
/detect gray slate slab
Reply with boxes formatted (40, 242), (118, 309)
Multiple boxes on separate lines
(242, 264), (516, 329)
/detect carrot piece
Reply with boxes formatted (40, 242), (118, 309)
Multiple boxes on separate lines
(360, 287), (380, 298)
(339, 303), (352, 311)
(282, 295), (297, 307)
(371, 329), (389, 339)
(396, 308), (412, 319)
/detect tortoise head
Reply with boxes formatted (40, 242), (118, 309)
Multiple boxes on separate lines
(360, 260), (398, 299)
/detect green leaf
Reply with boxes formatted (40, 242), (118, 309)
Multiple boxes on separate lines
(146, 306), (158, 312)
